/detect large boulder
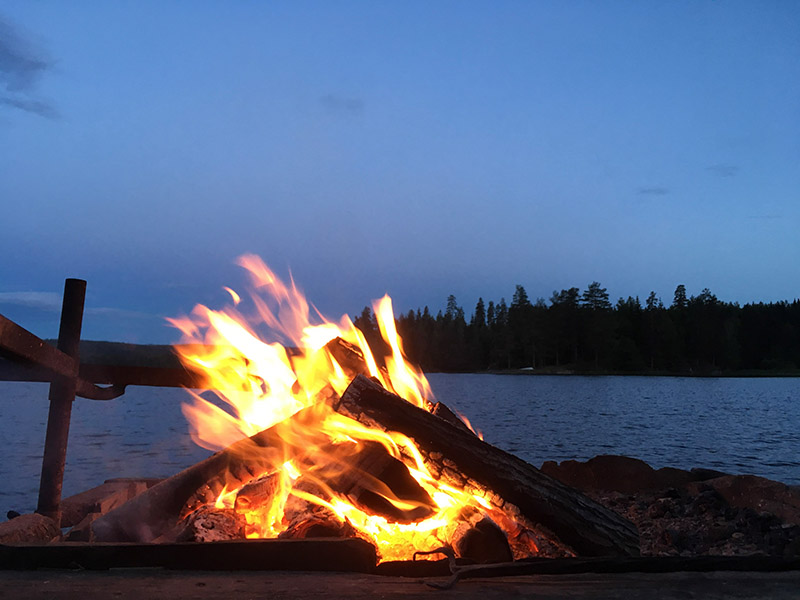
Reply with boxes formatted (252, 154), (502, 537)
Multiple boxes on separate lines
(540, 455), (713, 493)
(688, 475), (800, 525)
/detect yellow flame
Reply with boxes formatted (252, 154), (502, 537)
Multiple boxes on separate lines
(170, 255), (533, 561)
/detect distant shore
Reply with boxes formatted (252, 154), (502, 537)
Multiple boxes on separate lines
(483, 367), (800, 378)
(64, 341), (800, 379)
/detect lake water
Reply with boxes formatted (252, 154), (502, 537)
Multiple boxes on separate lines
(2, 375), (798, 515)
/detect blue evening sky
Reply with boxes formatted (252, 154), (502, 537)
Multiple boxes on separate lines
(1, 1), (798, 344)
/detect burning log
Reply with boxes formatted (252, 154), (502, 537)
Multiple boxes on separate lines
(91, 405), (318, 542)
(234, 471), (281, 514)
(333, 375), (640, 557)
(176, 506), (246, 542)
(325, 440), (436, 523)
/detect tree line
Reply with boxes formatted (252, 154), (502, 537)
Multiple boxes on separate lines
(353, 283), (800, 374)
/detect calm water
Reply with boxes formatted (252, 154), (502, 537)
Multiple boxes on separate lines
(2, 375), (798, 515)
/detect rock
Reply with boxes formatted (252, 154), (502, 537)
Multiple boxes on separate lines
(0, 513), (61, 544)
(553, 456), (799, 559)
(541, 455), (659, 493)
(690, 467), (729, 481)
(541, 455), (703, 494)
(687, 489), (726, 516)
(687, 475), (800, 525)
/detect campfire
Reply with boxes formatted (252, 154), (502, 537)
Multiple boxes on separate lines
(89, 255), (637, 562)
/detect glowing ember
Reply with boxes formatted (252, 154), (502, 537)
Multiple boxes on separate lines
(169, 255), (533, 562)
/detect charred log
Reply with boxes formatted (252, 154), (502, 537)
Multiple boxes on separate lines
(326, 440), (436, 523)
(177, 506), (246, 542)
(280, 516), (357, 539)
(333, 375), (640, 557)
(454, 517), (514, 564)
(234, 471), (282, 514)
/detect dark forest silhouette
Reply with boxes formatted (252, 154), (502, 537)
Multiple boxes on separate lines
(354, 284), (800, 375)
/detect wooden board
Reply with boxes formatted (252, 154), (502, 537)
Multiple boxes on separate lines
(1, 569), (799, 599)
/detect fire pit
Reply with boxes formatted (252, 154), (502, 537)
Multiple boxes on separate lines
(85, 255), (635, 561)
(2, 260), (800, 595)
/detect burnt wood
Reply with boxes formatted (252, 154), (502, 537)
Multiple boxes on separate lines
(333, 375), (640, 558)
(325, 440), (437, 523)
(91, 405), (322, 542)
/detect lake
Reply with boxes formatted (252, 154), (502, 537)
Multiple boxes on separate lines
(1, 375), (798, 515)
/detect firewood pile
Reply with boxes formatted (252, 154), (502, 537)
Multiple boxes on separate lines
(3, 361), (798, 565)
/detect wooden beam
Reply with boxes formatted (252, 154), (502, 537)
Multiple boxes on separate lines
(0, 314), (76, 379)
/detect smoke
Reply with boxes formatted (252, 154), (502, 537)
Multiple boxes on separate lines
(0, 15), (58, 118)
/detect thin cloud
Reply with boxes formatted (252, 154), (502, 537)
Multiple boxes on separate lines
(0, 291), (62, 311)
(637, 186), (670, 196)
(0, 15), (58, 118)
(0, 96), (58, 119)
(320, 94), (364, 116)
(707, 164), (739, 177)
(0, 291), (156, 320)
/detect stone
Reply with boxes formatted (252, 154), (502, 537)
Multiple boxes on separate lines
(688, 475), (800, 525)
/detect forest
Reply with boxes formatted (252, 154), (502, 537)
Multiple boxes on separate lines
(353, 284), (800, 375)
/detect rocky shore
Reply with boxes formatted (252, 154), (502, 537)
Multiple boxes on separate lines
(541, 455), (800, 558)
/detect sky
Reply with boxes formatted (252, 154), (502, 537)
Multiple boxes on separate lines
(1, 1), (798, 344)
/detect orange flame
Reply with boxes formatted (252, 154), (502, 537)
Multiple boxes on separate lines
(169, 255), (532, 561)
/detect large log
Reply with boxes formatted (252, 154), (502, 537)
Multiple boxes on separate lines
(333, 375), (640, 557)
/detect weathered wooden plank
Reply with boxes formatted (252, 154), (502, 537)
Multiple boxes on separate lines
(0, 360), (206, 390)
(1, 564), (800, 600)
(0, 314), (76, 379)
(375, 555), (800, 578)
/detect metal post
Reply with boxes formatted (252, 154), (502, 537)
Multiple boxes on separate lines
(36, 278), (86, 525)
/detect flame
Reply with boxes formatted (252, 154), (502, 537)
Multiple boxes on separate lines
(170, 255), (534, 561)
